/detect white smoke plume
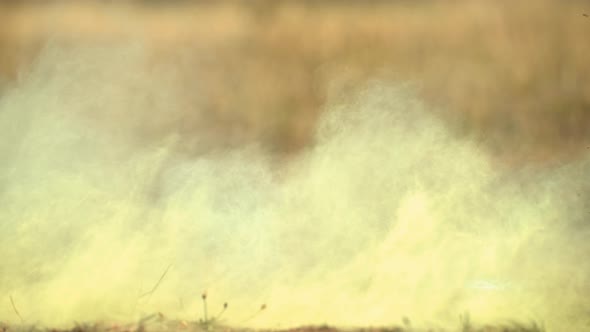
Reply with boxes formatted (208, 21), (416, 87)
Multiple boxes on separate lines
(0, 44), (589, 331)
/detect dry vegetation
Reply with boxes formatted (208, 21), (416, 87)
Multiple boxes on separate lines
(0, 318), (548, 332)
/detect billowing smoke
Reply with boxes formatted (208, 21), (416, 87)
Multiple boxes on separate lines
(0, 45), (589, 331)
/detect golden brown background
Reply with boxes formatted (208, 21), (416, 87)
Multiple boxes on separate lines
(1, 0), (589, 166)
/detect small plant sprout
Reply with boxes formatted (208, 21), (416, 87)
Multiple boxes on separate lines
(9, 295), (24, 324)
(198, 291), (229, 331)
(242, 303), (267, 323)
(202, 291), (208, 322)
(215, 302), (228, 320)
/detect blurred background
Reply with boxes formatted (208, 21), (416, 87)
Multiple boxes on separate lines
(1, 0), (589, 167)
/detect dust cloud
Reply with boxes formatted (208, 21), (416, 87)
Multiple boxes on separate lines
(0, 45), (589, 331)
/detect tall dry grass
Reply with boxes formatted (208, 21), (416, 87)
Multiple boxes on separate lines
(0, 0), (589, 166)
